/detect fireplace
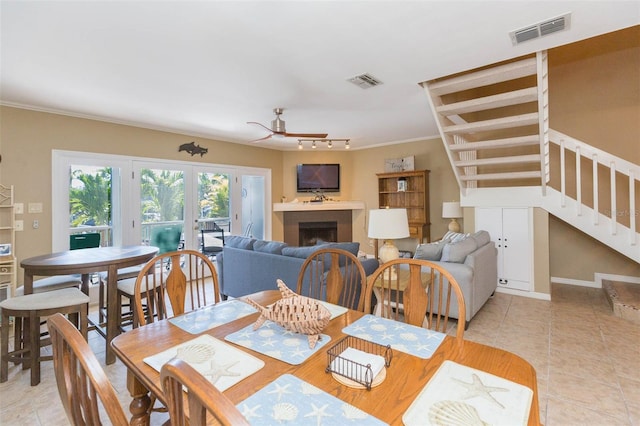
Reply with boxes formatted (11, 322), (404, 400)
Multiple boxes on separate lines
(283, 210), (353, 246)
(298, 221), (338, 246)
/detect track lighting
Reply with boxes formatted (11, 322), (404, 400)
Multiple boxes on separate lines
(297, 139), (351, 150)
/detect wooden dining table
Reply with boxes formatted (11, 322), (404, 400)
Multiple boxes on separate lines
(111, 290), (541, 425)
(21, 245), (158, 364)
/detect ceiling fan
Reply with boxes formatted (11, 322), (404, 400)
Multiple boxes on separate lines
(247, 108), (328, 142)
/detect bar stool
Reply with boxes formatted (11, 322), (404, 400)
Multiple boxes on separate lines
(0, 287), (90, 386)
(14, 275), (82, 296)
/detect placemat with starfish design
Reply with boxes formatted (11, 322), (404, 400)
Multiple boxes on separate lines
(168, 299), (257, 334)
(143, 334), (264, 392)
(403, 360), (533, 426)
(225, 320), (331, 365)
(237, 374), (387, 425)
(341, 315), (446, 359)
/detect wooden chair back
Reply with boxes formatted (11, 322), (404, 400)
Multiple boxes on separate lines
(296, 248), (367, 311)
(160, 358), (249, 426)
(364, 258), (466, 338)
(47, 313), (128, 426)
(134, 250), (221, 327)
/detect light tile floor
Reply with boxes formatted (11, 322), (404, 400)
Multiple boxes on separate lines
(1, 283), (639, 425)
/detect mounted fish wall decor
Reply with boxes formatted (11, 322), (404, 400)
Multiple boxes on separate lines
(178, 141), (208, 156)
(245, 279), (331, 349)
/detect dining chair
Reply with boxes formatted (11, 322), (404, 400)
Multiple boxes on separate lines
(133, 249), (221, 327)
(364, 258), (467, 338)
(160, 358), (249, 426)
(0, 288), (89, 386)
(199, 220), (225, 259)
(96, 224), (183, 329)
(296, 247), (367, 311)
(47, 313), (129, 425)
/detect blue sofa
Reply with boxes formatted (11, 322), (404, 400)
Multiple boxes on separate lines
(216, 236), (379, 306)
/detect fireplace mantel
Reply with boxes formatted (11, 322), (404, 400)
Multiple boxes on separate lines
(273, 200), (365, 212)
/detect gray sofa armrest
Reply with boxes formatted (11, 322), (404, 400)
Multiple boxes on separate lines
(463, 242), (498, 317)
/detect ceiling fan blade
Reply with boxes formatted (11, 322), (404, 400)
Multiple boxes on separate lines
(248, 134), (273, 143)
(247, 121), (274, 133)
(283, 132), (329, 138)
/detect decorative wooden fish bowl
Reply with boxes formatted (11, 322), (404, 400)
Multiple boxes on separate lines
(245, 279), (331, 349)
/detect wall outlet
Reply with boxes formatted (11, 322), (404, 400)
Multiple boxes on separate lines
(15, 220), (24, 231)
(28, 202), (43, 214)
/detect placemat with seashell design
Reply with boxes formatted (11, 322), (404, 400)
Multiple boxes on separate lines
(144, 334), (264, 392)
(342, 315), (446, 359)
(225, 320), (331, 365)
(168, 299), (257, 334)
(403, 360), (533, 426)
(237, 374), (387, 425)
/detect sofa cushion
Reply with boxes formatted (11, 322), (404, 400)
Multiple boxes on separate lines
(322, 241), (360, 257)
(414, 239), (448, 261)
(441, 237), (478, 263)
(282, 244), (329, 259)
(471, 230), (491, 247)
(225, 236), (256, 250)
(253, 240), (288, 255)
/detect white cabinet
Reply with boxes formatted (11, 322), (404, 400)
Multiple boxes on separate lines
(476, 207), (532, 292)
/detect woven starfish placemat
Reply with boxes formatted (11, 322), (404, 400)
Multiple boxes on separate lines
(168, 299), (257, 334)
(143, 334), (264, 392)
(342, 315), (446, 359)
(237, 374), (387, 425)
(403, 360), (533, 426)
(225, 320), (331, 365)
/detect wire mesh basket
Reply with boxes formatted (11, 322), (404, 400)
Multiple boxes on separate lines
(325, 335), (393, 390)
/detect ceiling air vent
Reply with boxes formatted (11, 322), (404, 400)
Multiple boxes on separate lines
(509, 12), (571, 45)
(347, 73), (383, 89)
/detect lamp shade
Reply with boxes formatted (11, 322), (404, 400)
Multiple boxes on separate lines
(442, 201), (462, 219)
(368, 208), (410, 240)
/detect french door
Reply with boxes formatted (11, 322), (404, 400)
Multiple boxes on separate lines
(52, 150), (270, 253)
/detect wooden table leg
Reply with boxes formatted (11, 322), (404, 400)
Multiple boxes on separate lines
(126, 370), (151, 426)
(105, 264), (119, 364)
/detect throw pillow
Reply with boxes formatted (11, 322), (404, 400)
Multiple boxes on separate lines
(440, 237), (478, 263)
(442, 231), (470, 243)
(253, 240), (288, 255)
(414, 239), (448, 261)
(471, 230), (491, 247)
(225, 236), (256, 250)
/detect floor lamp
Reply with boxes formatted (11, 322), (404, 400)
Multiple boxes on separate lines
(368, 208), (410, 264)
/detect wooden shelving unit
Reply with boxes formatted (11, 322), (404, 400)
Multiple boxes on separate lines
(0, 184), (16, 305)
(377, 170), (431, 243)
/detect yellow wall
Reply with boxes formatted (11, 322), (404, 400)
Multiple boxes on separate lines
(0, 106), (460, 276)
(0, 106), (284, 265)
(547, 26), (640, 281)
(282, 138), (458, 256)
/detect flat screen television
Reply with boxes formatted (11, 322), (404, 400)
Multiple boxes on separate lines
(296, 163), (340, 193)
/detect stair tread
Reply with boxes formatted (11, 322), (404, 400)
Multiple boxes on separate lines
(443, 113), (539, 134)
(450, 135), (540, 151)
(461, 171), (542, 181)
(427, 57), (537, 95)
(437, 87), (538, 116)
(455, 154), (541, 167)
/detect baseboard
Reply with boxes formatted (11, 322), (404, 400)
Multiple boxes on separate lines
(594, 272), (640, 289)
(551, 276), (598, 288)
(495, 287), (551, 301)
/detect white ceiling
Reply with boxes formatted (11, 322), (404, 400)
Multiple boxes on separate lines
(1, 1), (638, 151)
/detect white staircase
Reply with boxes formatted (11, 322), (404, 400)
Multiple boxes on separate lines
(422, 53), (639, 264)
